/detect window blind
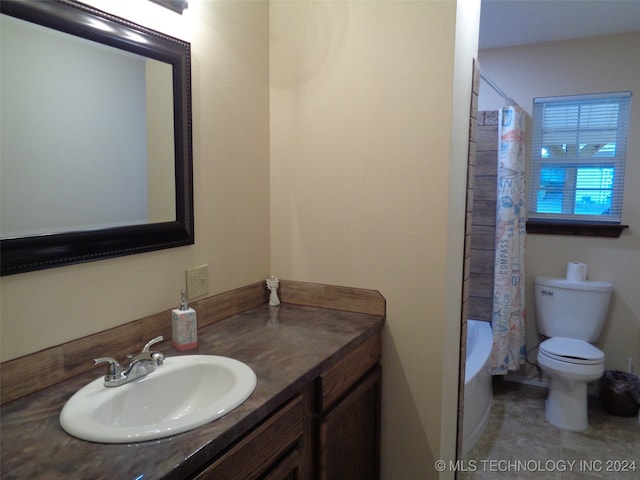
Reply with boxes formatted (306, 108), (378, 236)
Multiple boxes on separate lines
(529, 92), (631, 223)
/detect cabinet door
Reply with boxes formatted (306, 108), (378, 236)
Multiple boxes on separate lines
(319, 367), (381, 480)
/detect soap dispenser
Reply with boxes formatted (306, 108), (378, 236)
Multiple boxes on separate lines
(171, 290), (198, 351)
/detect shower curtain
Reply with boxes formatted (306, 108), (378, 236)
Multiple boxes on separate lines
(489, 105), (527, 375)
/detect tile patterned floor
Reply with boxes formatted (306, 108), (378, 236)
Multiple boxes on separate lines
(460, 379), (640, 479)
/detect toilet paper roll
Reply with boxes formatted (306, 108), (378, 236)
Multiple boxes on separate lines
(566, 262), (587, 282)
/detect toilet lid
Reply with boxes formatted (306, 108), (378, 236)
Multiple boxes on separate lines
(539, 337), (604, 365)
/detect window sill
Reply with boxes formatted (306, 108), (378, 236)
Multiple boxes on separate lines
(526, 220), (629, 238)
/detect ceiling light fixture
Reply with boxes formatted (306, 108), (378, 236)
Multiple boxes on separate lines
(149, 0), (188, 15)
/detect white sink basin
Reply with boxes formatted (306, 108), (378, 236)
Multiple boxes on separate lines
(60, 355), (257, 443)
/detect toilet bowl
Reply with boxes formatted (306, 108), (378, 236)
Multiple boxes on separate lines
(537, 337), (605, 431)
(534, 275), (612, 431)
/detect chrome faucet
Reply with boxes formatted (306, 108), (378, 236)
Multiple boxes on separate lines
(94, 336), (166, 387)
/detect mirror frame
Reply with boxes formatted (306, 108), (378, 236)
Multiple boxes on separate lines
(0, 0), (194, 276)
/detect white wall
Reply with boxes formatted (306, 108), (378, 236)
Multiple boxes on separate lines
(478, 32), (640, 373)
(270, 1), (478, 478)
(448, 0), (481, 464)
(0, 0), (271, 361)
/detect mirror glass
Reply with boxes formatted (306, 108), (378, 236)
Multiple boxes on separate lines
(0, 0), (193, 275)
(1, 15), (176, 237)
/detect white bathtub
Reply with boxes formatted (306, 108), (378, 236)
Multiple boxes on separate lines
(462, 319), (493, 457)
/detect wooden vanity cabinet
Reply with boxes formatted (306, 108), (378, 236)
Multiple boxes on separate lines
(192, 332), (382, 480)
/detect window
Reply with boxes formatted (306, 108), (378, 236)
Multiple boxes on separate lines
(529, 92), (631, 225)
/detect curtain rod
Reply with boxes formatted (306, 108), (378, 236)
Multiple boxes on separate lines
(479, 72), (518, 107)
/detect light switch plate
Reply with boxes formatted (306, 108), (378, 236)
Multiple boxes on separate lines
(186, 265), (209, 300)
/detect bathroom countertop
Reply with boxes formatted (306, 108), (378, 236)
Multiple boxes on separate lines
(0, 303), (384, 479)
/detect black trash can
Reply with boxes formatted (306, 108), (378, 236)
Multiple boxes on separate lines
(599, 370), (639, 417)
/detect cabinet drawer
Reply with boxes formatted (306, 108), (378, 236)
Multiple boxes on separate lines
(320, 332), (381, 411)
(194, 396), (304, 480)
(263, 447), (301, 480)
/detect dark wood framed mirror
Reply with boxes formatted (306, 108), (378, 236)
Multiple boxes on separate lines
(0, 0), (194, 276)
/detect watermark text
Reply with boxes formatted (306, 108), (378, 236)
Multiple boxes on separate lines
(434, 458), (637, 473)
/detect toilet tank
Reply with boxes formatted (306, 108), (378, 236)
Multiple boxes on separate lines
(534, 276), (613, 342)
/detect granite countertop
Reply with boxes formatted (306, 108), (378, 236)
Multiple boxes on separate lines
(0, 303), (384, 480)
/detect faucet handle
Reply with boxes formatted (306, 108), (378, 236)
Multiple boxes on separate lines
(141, 336), (165, 365)
(94, 357), (122, 376)
(151, 351), (165, 365)
(142, 336), (164, 352)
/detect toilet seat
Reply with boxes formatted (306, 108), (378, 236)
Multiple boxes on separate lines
(539, 337), (604, 365)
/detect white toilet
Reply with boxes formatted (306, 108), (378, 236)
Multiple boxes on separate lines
(534, 275), (613, 431)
